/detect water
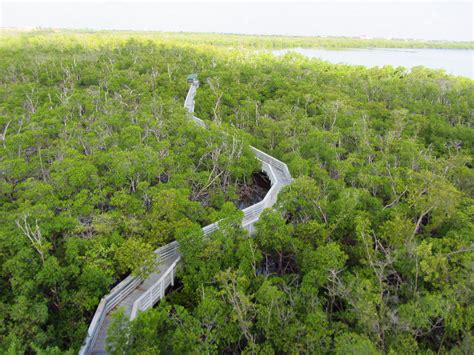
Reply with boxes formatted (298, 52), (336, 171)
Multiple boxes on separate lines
(272, 48), (474, 79)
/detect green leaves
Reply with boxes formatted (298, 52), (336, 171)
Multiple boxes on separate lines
(50, 157), (98, 197)
(114, 238), (157, 278)
(0, 37), (265, 353)
(278, 176), (326, 224)
(1, 30), (473, 354)
(334, 332), (380, 355)
(300, 242), (347, 288)
(255, 209), (293, 254)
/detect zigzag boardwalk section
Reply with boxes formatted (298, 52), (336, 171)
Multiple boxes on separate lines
(79, 79), (292, 355)
(86, 243), (179, 354)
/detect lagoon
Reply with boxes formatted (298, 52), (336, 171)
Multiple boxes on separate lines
(272, 48), (474, 79)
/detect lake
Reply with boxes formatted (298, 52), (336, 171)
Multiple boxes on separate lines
(272, 48), (474, 79)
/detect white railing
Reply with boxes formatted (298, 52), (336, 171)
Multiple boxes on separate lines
(78, 274), (142, 355)
(80, 79), (293, 354)
(184, 80), (198, 113)
(240, 162), (280, 226)
(203, 222), (220, 236)
(130, 257), (180, 320)
(250, 146), (292, 182)
(79, 242), (180, 354)
(154, 241), (180, 261)
(192, 115), (206, 127)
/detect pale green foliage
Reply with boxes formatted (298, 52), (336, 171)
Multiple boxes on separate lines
(1, 30), (473, 354)
(114, 238), (156, 278)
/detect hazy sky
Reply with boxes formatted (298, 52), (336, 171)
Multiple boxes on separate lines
(1, 1), (473, 41)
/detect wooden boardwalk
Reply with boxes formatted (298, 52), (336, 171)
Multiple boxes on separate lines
(80, 79), (292, 355)
(90, 253), (179, 354)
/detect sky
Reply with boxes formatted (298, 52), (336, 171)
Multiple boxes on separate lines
(1, 1), (473, 41)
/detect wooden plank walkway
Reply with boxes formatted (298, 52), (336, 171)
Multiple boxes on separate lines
(90, 254), (179, 354)
(80, 78), (293, 355)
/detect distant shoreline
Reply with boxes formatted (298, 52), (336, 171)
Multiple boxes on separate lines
(1, 28), (473, 50)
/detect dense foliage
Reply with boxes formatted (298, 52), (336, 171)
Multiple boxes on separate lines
(0, 34), (259, 353)
(113, 38), (473, 353)
(1, 32), (473, 353)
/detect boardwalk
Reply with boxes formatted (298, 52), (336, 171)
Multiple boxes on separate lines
(90, 252), (179, 354)
(79, 79), (292, 355)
